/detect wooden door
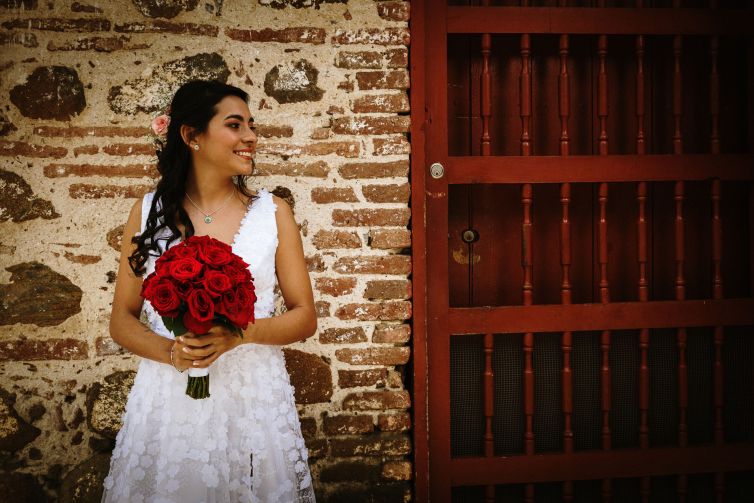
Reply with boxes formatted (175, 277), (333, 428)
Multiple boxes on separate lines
(410, 0), (754, 501)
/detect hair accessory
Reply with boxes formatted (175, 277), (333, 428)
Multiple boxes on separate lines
(186, 186), (236, 224)
(150, 104), (171, 142)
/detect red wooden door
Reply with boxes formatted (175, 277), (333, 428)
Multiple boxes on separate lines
(411, 0), (754, 501)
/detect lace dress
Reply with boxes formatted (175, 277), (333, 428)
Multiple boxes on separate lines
(101, 188), (316, 503)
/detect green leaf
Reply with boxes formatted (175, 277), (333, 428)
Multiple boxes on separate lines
(162, 315), (188, 336)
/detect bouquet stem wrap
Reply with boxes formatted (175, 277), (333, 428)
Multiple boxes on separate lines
(141, 235), (256, 400)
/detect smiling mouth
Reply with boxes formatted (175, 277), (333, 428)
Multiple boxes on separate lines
(234, 152), (254, 160)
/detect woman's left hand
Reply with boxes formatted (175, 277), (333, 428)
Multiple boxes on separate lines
(178, 325), (243, 368)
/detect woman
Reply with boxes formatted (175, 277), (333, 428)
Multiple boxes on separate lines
(101, 79), (317, 502)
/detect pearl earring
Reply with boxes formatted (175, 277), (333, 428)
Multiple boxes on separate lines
(192, 144), (199, 150)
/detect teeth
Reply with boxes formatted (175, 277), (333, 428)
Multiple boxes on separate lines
(235, 152), (253, 158)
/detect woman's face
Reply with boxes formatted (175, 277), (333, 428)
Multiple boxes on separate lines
(191, 95), (257, 178)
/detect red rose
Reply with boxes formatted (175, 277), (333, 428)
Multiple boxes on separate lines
(203, 270), (233, 297)
(148, 277), (181, 318)
(171, 244), (197, 259)
(186, 289), (214, 322)
(182, 310), (214, 335)
(197, 240), (233, 268)
(222, 263), (251, 285)
(169, 257), (203, 281)
(219, 288), (252, 328)
(174, 280), (193, 301)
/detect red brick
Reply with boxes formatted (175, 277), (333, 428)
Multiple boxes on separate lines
(378, 412), (412, 432)
(339, 160), (408, 179)
(311, 187), (358, 204)
(310, 127), (330, 140)
(377, 1), (411, 21)
(315, 300), (330, 318)
(372, 324), (411, 344)
(335, 302), (411, 321)
(331, 116), (410, 135)
(256, 161), (329, 178)
(44, 163), (158, 178)
(381, 460), (412, 481)
(319, 327), (367, 344)
(333, 255), (411, 275)
(47, 36), (148, 53)
(387, 370), (404, 388)
(323, 414), (374, 435)
(320, 460), (381, 483)
(315, 277), (357, 297)
(335, 347), (410, 366)
(362, 183), (410, 203)
(255, 124), (293, 138)
(356, 71), (409, 90)
(336, 51), (382, 69)
(343, 390), (410, 411)
(306, 438), (328, 458)
(299, 417), (318, 440)
(306, 255), (326, 272)
(331, 28), (410, 46)
(63, 251), (101, 264)
(69, 184), (151, 199)
(373, 136), (410, 155)
(95, 336), (126, 356)
(1, 17), (110, 32)
(386, 48), (408, 68)
(114, 21), (218, 36)
(101, 143), (155, 157)
(330, 434), (411, 457)
(312, 230), (361, 249)
(338, 368), (388, 388)
(73, 145), (99, 156)
(352, 93), (409, 113)
(258, 141), (359, 157)
(0, 141), (67, 159)
(364, 279), (411, 300)
(224, 27), (326, 44)
(0, 338), (88, 361)
(369, 229), (411, 249)
(332, 208), (410, 227)
(0, 31), (38, 48)
(34, 126), (144, 137)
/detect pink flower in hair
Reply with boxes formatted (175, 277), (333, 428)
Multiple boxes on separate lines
(151, 114), (170, 137)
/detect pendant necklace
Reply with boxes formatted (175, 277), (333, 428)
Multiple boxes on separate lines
(185, 187), (236, 224)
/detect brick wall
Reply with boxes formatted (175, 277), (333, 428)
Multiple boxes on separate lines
(0, 0), (412, 501)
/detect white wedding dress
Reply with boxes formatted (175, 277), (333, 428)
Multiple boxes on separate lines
(101, 188), (316, 503)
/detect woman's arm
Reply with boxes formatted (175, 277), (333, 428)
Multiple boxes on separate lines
(241, 194), (317, 346)
(109, 196), (187, 369)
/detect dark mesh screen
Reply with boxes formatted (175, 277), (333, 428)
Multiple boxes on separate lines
(687, 328), (715, 444)
(724, 326), (754, 443)
(610, 330), (640, 448)
(534, 333), (563, 452)
(649, 328), (679, 446)
(573, 332), (601, 450)
(492, 334), (524, 456)
(450, 334), (485, 457)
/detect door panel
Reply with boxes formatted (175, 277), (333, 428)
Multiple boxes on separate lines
(420, 0), (754, 501)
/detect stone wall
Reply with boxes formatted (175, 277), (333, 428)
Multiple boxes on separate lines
(0, 0), (412, 501)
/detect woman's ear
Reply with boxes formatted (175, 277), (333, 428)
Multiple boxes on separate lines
(180, 124), (196, 148)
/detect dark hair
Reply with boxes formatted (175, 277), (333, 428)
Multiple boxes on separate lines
(128, 79), (256, 276)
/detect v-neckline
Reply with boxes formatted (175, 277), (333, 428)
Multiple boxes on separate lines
(174, 189), (262, 250)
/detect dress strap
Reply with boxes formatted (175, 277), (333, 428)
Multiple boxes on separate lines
(140, 191), (155, 234)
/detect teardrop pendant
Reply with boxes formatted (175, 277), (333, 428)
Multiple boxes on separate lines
(204, 215), (213, 224)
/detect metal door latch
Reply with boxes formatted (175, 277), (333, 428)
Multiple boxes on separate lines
(461, 228), (479, 243)
(429, 162), (444, 179)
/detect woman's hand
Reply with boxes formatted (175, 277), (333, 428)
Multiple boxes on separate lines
(174, 325), (243, 369)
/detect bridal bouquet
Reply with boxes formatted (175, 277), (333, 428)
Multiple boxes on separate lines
(141, 235), (256, 399)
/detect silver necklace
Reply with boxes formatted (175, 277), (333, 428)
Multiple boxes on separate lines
(185, 187), (236, 224)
